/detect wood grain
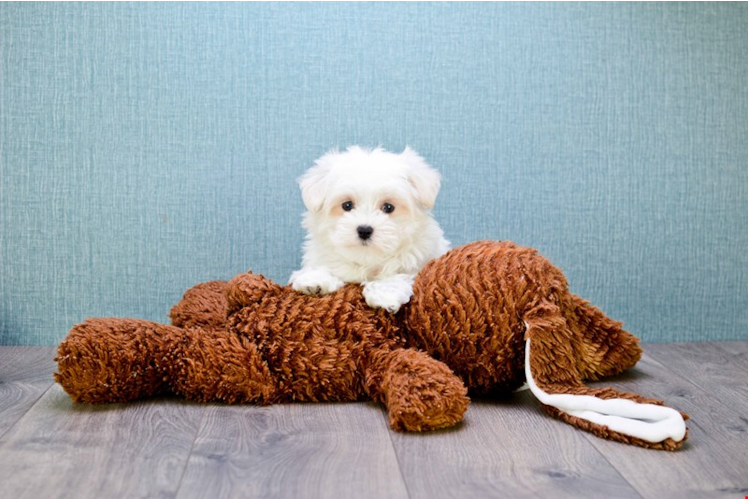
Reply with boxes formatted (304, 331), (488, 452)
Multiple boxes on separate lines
(0, 344), (745, 498)
(579, 344), (748, 498)
(714, 340), (748, 358)
(177, 402), (408, 498)
(647, 341), (748, 406)
(388, 395), (640, 498)
(0, 346), (57, 439)
(0, 384), (203, 498)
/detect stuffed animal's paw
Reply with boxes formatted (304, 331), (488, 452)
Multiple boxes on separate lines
(289, 267), (345, 295)
(363, 274), (414, 313)
(379, 349), (469, 431)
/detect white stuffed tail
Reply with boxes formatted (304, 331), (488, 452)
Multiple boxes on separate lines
(525, 338), (687, 444)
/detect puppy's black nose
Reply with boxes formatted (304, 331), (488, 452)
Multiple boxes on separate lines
(357, 225), (374, 241)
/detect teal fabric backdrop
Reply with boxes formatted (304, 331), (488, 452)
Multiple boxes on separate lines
(2, 2), (747, 345)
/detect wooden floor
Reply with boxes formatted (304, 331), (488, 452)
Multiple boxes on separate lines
(0, 342), (746, 499)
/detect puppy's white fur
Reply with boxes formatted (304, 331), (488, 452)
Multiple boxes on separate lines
(289, 146), (450, 313)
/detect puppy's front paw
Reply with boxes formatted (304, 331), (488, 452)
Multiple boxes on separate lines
(289, 268), (345, 295)
(362, 275), (414, 314)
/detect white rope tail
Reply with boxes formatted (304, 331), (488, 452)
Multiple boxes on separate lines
(524, 337), (686, 444)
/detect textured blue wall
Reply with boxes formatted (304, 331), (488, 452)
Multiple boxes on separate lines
(2, 3), (747, 345)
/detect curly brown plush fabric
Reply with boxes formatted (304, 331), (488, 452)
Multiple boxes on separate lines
(56, 241), (688, 448)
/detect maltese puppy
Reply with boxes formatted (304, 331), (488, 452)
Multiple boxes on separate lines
(289, 146), (450, 313)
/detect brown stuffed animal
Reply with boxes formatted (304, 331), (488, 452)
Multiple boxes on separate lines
(55, 241), (688, 450)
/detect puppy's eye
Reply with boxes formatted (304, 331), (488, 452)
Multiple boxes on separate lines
(381, 202), (395, 214)
(342, 201), (354, 212)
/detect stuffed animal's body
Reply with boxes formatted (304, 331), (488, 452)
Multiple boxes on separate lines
(56, 241), (687, 449)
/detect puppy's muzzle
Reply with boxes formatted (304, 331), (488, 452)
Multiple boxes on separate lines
(357, 225), (374, 241)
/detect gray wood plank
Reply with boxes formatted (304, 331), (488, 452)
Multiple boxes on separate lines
(0, 384), (204, 499)
(714, 340), (748, 358)
(177, 402), (408, 499)
(647, 341), (748, 404)
(0, 346), (57, 438)
(388, 394), (640, 498)
(578, 346), (748, 498)
(1, 343), (745, 498)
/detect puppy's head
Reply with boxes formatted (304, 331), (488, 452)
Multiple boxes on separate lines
(299, 146), (442, 263)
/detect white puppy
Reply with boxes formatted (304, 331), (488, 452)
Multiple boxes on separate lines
(289, 146), (450, 313)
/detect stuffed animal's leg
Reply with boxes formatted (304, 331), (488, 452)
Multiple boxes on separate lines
(56, 319), (183, 403)
(364, 348), (469, 431)
(56, 318), (278, 405)
(568, 294), (643, 381)
(523, 303), (687, 450)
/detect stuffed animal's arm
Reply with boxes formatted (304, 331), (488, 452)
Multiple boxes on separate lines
(226, 271), (287, 313)
(364, 347), (469, 431)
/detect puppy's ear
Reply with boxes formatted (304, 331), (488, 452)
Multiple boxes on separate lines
(298, 152), (336, 212)
(401, 146), (441, 209)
